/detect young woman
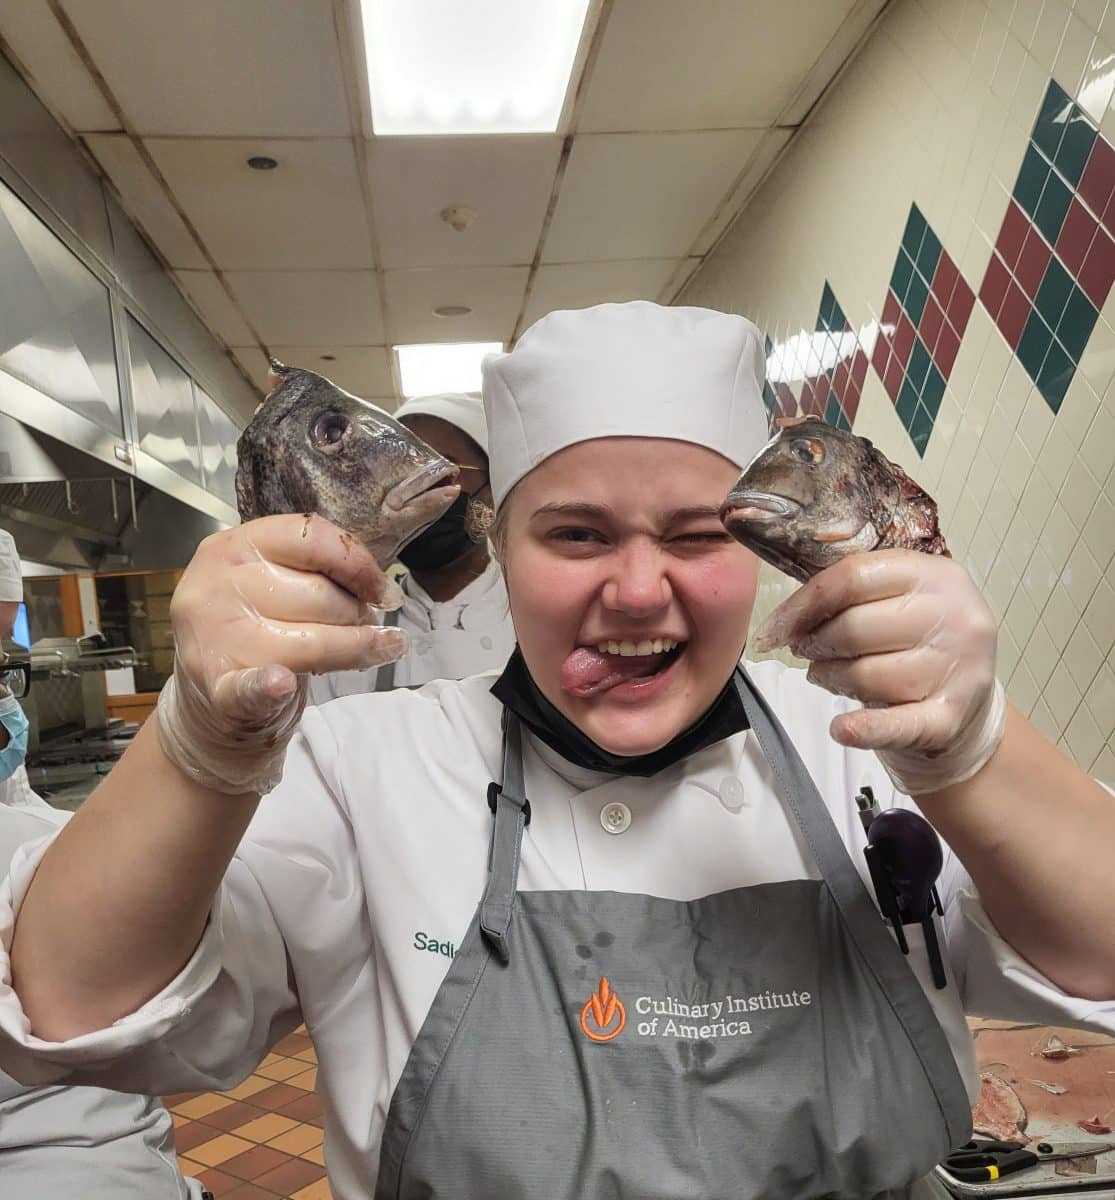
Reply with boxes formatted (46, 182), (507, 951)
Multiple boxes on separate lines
(2, 302), (1113, 1200)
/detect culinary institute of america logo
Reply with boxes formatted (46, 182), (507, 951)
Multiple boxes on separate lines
(580, 976), (626, 1042)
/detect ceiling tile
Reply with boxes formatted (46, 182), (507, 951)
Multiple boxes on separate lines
(61, 0), (349, 136)
(85, 134), (208, 268)
(580, 0), (857, 131)
(174, 270), (255, 346)
(225, 271), (383, 346)
(384, 267), (527, 344)
(543, 131), (763, 262)
(369, 136), (562, 269)
(263, 346), (394, 398)
(691, 128), (794, 255)
(0, 0), (120, 130)
(231, 346), (271, 396)
(521, 259), (682, 329)
(146, 138), (374, 270)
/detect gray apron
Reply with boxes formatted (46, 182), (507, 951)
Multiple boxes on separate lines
(375, 667), (972, 1199)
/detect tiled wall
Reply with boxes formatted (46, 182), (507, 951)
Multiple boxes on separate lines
(680, 0), (1115, 778)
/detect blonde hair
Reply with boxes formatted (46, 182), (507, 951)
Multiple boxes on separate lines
(488, 486), (516, 567)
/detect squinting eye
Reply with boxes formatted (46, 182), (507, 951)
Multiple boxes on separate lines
(789, 437), (825, 465)
(312, 411), (348, 452)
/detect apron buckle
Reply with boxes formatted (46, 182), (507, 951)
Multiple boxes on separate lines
(487, 781), (531, 825)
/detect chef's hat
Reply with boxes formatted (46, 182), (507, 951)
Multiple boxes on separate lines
(482, 301), (769, 509)
(394, 392), (489, 456)
(0, 529), (23, 602)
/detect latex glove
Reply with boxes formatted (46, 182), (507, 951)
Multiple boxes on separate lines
(751, 549), (1006, 796)
(157, 513), (406, 795)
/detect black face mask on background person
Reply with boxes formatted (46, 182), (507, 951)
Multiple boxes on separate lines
(397, 490), (478, 571)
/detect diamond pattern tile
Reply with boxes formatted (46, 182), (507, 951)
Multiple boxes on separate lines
(978, 80), (1115, 413)
(164, 1025), (330, 1198)
(869, 204), (974, 455)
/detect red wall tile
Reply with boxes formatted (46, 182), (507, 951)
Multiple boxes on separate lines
(994, 201), (1030, 271)
(997, 281), (1031, 349)
(1016, 228), (1053, 300)
(1078, 227), (1115, 308)
(1055, 197), (1099, 275)
(1079, 136), (1115, 225)
(979, 253), (1010, 318)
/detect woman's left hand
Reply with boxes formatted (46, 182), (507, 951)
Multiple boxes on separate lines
(751, 549), (1006, 795)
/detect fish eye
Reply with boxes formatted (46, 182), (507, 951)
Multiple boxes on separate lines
(789, 437), (825, 465)
(312, 411), (348, 453)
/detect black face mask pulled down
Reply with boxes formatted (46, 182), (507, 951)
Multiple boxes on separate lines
(398, 490), (475, 571)
(490, 649), (748, 777)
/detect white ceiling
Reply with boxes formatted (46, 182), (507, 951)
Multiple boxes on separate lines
(0, 0), (888, 417)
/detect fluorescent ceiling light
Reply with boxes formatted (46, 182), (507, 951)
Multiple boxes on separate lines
(362, 0), (591, 135)
(395, 342), (503, 397)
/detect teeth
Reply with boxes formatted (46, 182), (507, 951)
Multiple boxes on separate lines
(594, 639), (680, 656)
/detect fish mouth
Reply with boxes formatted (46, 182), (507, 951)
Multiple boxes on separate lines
(720, 490), (801, 525)
(384, 459), (460, 511)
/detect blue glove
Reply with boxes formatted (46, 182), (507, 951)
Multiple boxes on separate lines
(0, 694), (29, 782)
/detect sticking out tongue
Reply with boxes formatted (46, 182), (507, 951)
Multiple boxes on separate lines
(561, 646), (672, 697)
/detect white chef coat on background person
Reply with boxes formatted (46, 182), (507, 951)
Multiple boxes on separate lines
(307, 557), (513, 702)
(0, 528), (37, 810)
(1, 660), (1112, 1200)
(307, 391), (515, 703)
(0, 803), (205, 1199)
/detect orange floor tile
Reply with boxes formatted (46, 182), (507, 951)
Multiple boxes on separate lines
(165, 1026), (332, 1199)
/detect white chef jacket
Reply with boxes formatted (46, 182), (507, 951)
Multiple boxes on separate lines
(307, 558), (514, 702)
(0, 803), (203, 1199)
(1, 660), (1112, 1200)
(0, 763), (42, 808)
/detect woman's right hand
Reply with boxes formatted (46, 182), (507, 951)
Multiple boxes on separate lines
(157, 513), (407, 795)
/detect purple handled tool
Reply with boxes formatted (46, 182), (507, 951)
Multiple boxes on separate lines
(856, 788), (948, 989)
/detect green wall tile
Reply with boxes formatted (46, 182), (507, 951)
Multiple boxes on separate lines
(1017, 310), (1054, 380)
(916, 224), (942, 283)
(891, 249), (915, 300)
(922, 364), (946, 418)
(1032, 80), (1072, 161)
(906, 270), (930, 324)
(1054, 108), (1098, 188)
(897, 375), (920, 426)
(1034, 170), (1072, 244)
(902, 205), (927, 257)
(1014, 143), (1049, 219)
(909, 403), (934, 455)
(908, 336), (932, 390)
(824, 391), (841, 426)
(1034, 256), (1074, 330)
(1056, 286), (1100, 363)
(1037, 339), (1073, 411)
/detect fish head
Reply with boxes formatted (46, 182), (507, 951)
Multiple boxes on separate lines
(235, 361), (460, 564)
(719, 418), (900, 581)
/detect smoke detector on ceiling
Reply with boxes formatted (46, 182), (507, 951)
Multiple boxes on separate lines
(440, 205), (478, 232)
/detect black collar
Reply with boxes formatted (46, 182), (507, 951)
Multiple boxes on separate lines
(489, 649), (748, 778)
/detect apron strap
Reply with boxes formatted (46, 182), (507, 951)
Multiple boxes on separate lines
(479, 713), (529, 964)
(732, 666), (972, 1148)
(374, 607), (400, 692)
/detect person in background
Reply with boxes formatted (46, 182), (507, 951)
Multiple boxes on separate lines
(0, 803), (209, 1198)
(0, 529), (37, 808)
(308, 392), (515, 703)
(0, 532), (208, 1197)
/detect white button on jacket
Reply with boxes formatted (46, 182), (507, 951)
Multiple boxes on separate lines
(1, 660), (1113, 1200)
